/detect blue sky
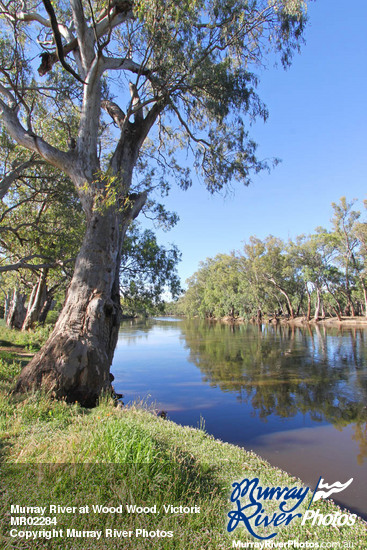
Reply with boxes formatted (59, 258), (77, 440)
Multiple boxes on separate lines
(143, 1), (367, 286)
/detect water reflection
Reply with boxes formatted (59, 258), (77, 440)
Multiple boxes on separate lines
(179, 321), (367, 431)
(113, 318), (367, 517)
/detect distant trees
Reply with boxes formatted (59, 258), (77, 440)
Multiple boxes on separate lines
(1, 164), (84, 329)
(120, 224), (181, 316)
(177, 198), (367, 321)
(330, 198), (367, 316)
(183, 254), (243, 319)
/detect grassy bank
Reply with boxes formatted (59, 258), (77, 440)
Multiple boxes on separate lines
(0, 326), (366, 549)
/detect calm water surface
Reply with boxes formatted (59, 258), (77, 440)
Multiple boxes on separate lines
(112, 318), (367, 519)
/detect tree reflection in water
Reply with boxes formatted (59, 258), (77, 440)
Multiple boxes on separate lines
(178, 320), (367, 463)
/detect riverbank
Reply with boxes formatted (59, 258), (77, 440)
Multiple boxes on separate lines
(0, 326), (366, 548)
(219, 315), (367, 327)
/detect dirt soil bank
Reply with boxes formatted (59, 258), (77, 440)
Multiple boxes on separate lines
(220, 315), (367, 327)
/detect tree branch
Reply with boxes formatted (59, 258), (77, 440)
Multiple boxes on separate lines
(3, 8), (50, 27)
(124, 191), (148, 225)
(101, 99), (126, 130)
(70, 0), (95, 75)
(0, 255), (74, 273)
(35, 2), (134, 77)
(102, 56), (150, 76)
(0, 83), (17, 109)
(41, 0), (85, 84)
(0, 156), (43, 200)
(0, 99), (74, 175)
(76, 55), (104, 174)
(129, 82), (143, 123)
(169, 101), (210, 148)
(94, 2), (134, 41)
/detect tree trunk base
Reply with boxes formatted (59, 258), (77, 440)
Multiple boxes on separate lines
(14, 329), (116, 406)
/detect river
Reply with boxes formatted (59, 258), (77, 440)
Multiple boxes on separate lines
(111, 317), (367, 519)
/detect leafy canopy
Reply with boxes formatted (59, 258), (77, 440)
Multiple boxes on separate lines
(0, 0), (308, 199)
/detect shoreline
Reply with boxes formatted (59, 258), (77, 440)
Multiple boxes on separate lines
(217, 315), (367, 327)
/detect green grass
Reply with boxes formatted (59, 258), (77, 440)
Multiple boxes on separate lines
(0, 327), (366, 549)
(0, 324), (52, 350)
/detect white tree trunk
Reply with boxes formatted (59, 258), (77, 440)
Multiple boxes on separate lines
(6, 289), (26, 329)
(22, 268), (48, 331)
(4, 291), (11, 320)
(314, 287), (321, 322)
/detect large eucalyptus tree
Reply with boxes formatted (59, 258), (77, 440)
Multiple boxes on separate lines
(0, 0), (308, 405)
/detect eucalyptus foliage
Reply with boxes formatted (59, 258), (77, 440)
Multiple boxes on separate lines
(0, 0), (308, 197)
(178, 198), (367, 320)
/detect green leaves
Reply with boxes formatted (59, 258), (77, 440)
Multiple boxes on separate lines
(180, 197), (367, 320)
(1, 0), (309, 197)
(120, 223), (182, 315)
(0, 162), (85, 310)
(127, 0), (308, 191)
